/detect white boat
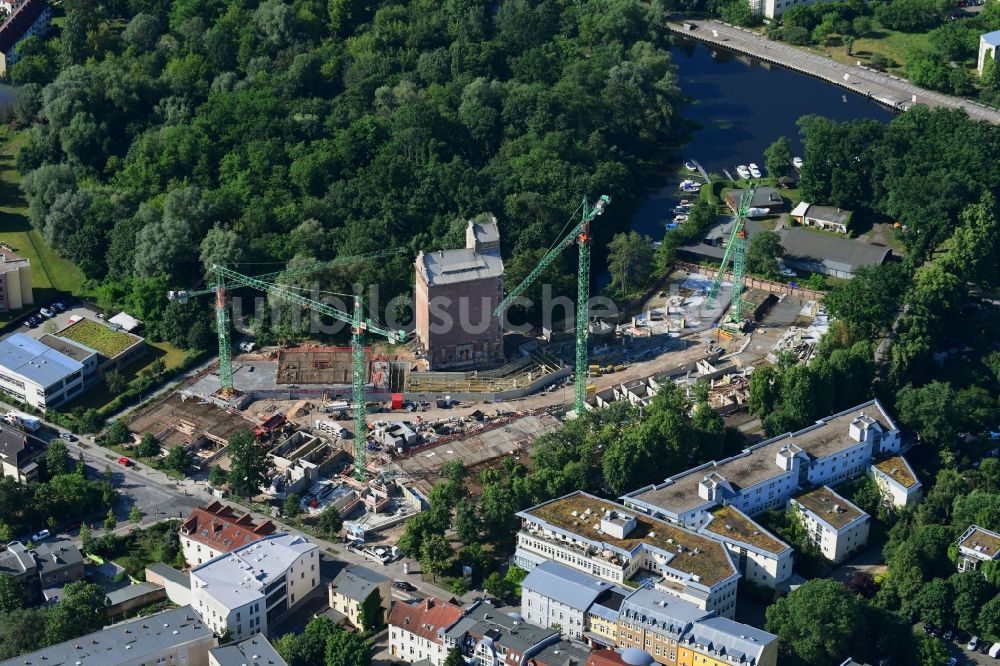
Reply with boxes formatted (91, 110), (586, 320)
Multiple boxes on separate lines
(684, 160), (697, 172)
(793, 157), (804, 169)
(749, 163), (762, 178)
(679, 180), (701, 191)
(679, 199), (691, 206)
(746, 207), (769, 218)
(736, 165), (750, 179)
(673, 214), (689, 223)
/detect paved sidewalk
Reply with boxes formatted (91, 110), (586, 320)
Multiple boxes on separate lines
(670, 19), (1000, 125)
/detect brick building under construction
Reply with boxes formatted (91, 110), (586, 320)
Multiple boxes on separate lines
(414, 216), (505, 371)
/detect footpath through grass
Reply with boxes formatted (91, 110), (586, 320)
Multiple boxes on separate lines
(0, 127), (92, 306)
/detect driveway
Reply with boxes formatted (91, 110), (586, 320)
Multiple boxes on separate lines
(828, 543), (886, 583)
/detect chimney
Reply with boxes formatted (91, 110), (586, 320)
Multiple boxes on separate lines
(438, 250), (444, 258)
(425, 599), (434, 611)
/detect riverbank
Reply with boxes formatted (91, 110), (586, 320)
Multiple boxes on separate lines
(668, 19), (1000, 125)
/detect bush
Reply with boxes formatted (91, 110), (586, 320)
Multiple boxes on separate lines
(782, 25), (812, 45)
(869, 52), (893, 70)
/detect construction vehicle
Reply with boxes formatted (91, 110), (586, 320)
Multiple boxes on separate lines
(705, 185), (755, 330)
(494, 195), (610, 415)
(168, 250), (405, 480)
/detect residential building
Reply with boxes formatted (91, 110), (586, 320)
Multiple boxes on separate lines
(0, 246), (32, 312)
(616, 587), (777, 666)
(521, 560), (625, 640)
(444, 601), (562, 666)
(0, 333), (95, 410)
(789, 202), (852, 234)
(623, 401), (902, 530)
(531, 638), (593, 666)
(180, 501), (277, 567)
(869, 455), (923, 509)
(725, 187), (784, 214)
(0, 423), (41, 481)
(957, 525), (1000, 573)
(980, 30), (1000, 72)
(34, 538), (85, 600)
(585, 589), (627, 648)
(0, 605), (215, 666)
(191, 533), (319, 640)
(697, 505), (793, 588)
(514, 492), (741, 618)
(327, 564), (391, 631)
(0, 540), (37, 603)
(778, 228), (891, 278)
(209, 634), (288, 666)
(0, 0), (51, 75)
(789, 486), (870, 564)
(388, 597), (465, 665)
(414, 216), (504, 370)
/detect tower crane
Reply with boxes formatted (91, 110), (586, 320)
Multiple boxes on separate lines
(168, 249), (406, 480)
(705, 184), (755, 328)
(493, 194), (610, 415)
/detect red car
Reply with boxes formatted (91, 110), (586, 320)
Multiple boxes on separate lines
(117, 457), (131, 467)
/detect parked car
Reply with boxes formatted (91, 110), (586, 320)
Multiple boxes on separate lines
(51, 302), (66, 312)
(117, 457), (131, 467)
(944, 629), (954, 640)
(59, 432), (76, 442)
(25, 318), (38, 328)
(392, 581), (416, 592)
(30, 529), (50, 542)
(39, 308), (53, 318)
(968, 636), (980, 651)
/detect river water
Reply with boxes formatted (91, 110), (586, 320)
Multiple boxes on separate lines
(627, 39), (895, 240)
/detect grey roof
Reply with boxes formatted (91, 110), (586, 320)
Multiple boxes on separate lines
(983, 30), (1000, 47)
(146, 562), (191, 587)
(209, 633), (288, 666)
(418, 248), (504, 286)
(802, 204), (851, 227)
(522, 560), (617, 612)
(728, 187), (783, 209)
(445, 602), (559, 656)
(0, 333), (83, 389)
(532, 638), (591, 666)
(470, 221), (500, 246)
(684, 615), (776, 664)
(588, 589), (627, 622)
(33, 538), (83, 575)
(106, 581), (163, 606)
(0, 541), (36, 577)
(619, 587), (710, 637)
(0, 605), (212, 666)
(0, 426), (31, 465)
(329, 564), (390, 602)
(778, 228), (891, 274)
(37, 334), (96, 363)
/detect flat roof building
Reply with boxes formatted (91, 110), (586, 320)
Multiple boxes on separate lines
(0, 245), (32, 312)
(191, 533), (319, 640)
(789, 486), (870, 564)
(180, 501), (277, 567)
(979, 30), (1000, 72)
(0, 332), (93, 410)
(697, 505), (793, 588)
(870, 455), (923, 509)
(0, 0), (51, 75)
(957, 524), (1000, 573)
(515, 492), (740, 618)
(623, 400), (901, 529)
(414, 215), (505, 371)
(0, 605), (215, 666)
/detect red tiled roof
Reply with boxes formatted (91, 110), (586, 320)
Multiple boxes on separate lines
(0, 0), (48, 53)
(179, 501), (276, 553)
(388, 597), (464, 644)
(587, 650), (629, 666)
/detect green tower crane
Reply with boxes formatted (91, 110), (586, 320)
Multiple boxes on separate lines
(493, 194), (610, 414)
(168, 250), (406, 480)
(705, 185), (755, 327)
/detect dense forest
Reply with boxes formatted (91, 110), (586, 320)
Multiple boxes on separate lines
(9, 0), (684, 341)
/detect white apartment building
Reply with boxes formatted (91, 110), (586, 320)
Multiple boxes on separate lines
(789, 486), (870, 564)
(869, 455), (923, 509)
(514, 492), (741, 619)
(388, 597), (465, 665)
(0, 333), (95, 410)
(697, 504), (794, 588)
(191, 533), (319, 640)
(623, 401), (902, 530)
(521, 560), (623, 640)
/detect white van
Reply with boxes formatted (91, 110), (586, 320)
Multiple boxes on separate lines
(989, 642), (1000, 658)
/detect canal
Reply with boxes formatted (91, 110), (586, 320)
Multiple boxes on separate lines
(628, 38), (895, 240)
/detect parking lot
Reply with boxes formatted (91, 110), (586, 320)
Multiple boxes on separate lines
(9, 302), (98, 341)
(919, 624), (999, 665)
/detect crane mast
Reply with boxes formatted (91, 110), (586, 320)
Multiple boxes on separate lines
(705, 185), (755, 326)
(494, 194), (610, 415)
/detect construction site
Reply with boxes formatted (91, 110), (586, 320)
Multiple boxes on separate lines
(123, 195), (831, 548)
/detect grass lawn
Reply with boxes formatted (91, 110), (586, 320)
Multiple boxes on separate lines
(0, 127), (93, 308)
(804, 29), (933, 76)
(64, 340), (188, 411)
